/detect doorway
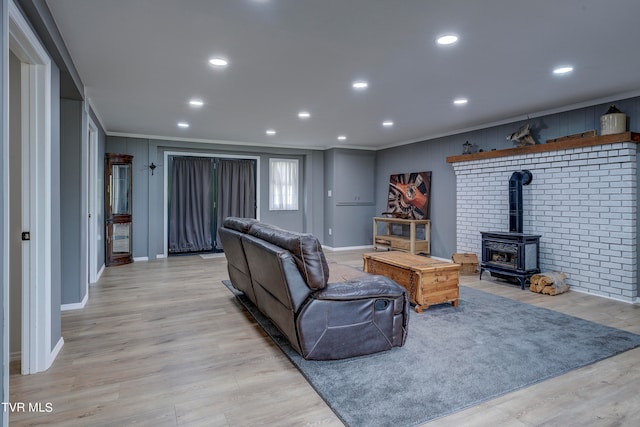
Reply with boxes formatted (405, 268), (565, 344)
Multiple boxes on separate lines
(163, 152), (259, 257)
(8, 0), (57, 374)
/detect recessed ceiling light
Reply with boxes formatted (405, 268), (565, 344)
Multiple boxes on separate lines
(266, 129), (276, 135)
(177, 122), (190, 128)
(352, 80), (369, 90)
(553, 66), (573, 75)
(437, 34), (458, 45)
(382, 121), (394, 127)
(208, 57), (229, 68)
(189, 99), (204, 107)
(298, 111), (311, 119)
(453, 98), (468, 105)
(337, 135), (347, 141)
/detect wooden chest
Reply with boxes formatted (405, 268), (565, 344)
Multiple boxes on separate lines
(451, 253), (479, 275)
(363, 251), (460, 313)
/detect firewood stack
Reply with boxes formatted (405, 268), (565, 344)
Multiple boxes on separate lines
(530, 272), (569, 295)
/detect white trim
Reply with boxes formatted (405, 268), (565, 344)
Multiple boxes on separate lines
(108, 131), (348, 152)
(430, 255), (453, 263)
(133, 256), (149, 262)
(322, 245), (373, 252)
(9, 0), (56, 374)
(156, 254), (167, 259)
(61, 291), (87, 311)
(269, 158), (299, 211)
(570, 287), (639, 305)
(102, 90), (640, 153)
(47, 337), (64, 368)
(378, 89), (640, 151)
(163, 151), (261, 258)
(95, 264), (105, 282)
(84, 92), (107, 135)
(87, 117), (99, 284)
(2, 0), (10, 416)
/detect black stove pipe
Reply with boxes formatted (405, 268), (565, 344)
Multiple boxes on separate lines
(509, 170), (533, 233)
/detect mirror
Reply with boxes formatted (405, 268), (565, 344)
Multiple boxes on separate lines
(112, 223), (131, 254)
(111, 164), (131, 215)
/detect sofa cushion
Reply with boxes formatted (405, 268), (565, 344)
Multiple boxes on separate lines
(223, 217), (258, 233)
(248, 223), (329, 290)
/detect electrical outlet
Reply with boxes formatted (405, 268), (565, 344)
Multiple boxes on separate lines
(328, 190), (332, 197)
(328, 228), (332, 235)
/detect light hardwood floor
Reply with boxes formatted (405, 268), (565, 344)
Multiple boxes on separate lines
(9, 250), (640, 426)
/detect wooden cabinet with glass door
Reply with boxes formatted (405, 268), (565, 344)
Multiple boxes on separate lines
(105, 153), (133, 266)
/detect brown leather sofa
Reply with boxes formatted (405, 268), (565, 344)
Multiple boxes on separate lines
(219, 217), (409, 360)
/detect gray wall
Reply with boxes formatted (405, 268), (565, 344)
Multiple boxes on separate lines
(106, 136), (326, 259)
(90, 110), (106, 272)
(60, 99), (85, 304)
(324, 149), (377, 248)
(376, 95), (640, 259)
(376, 136), (460, 259)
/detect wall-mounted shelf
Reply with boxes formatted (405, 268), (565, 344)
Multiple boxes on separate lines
(446, 132), (639, 164)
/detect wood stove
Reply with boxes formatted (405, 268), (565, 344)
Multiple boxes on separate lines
(480, 232), (540, 289)
(479, 170), (541, 289)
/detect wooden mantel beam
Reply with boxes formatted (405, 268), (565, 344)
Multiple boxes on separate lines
(446, 132), (640, 164)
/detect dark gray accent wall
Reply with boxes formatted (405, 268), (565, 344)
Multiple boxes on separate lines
(1, 0), (8, 416)
(376, 95), (640, 259)
(60, 98), (84, 304)
(324, 149), (376, 247)
(376, 136), (460, 258)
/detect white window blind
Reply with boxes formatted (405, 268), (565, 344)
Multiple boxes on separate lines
(269, 158), (299, 210)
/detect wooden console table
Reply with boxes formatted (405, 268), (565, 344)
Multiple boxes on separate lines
(373, 217), (430, 254)
(363, 251), (460, 313)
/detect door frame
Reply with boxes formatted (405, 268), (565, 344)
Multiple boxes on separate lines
(162, 151), (260, 258)
(86, 116), (99, 284)
(9, 0), (56, 374)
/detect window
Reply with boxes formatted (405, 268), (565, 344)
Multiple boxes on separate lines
(269, 158), (299, 210)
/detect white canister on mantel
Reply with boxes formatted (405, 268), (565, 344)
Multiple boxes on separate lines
(600, 105), (627, 135)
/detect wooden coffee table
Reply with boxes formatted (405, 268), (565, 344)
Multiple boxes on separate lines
(363, 251), (460, 313)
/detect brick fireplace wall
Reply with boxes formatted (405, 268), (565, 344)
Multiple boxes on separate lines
(452, 140), (638, 302)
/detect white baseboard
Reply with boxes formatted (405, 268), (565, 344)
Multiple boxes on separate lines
(61, 291), (88, 311)
(133, 256), (149, 262)
(47, 337), (64, 370)
(571, 287), (638, 305)
(94, 264), (105, 283)
(322, 245), (373, 252)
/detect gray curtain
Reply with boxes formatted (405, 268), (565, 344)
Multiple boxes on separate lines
(216, 159), (256, 249)
(169, 157), (214, 253)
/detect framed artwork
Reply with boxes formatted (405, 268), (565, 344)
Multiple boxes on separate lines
(385, 171), (431, 219)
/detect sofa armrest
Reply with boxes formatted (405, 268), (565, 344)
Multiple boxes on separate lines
(297, 275), (408, 360)
(312, 276), (406, 301)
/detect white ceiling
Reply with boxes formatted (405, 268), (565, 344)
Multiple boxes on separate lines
(45, 0), (640, 150)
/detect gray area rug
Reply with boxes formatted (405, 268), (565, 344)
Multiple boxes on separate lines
(223, 281), (640, 427)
